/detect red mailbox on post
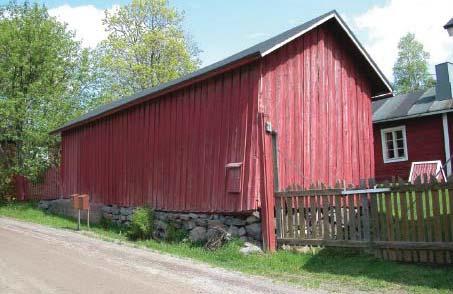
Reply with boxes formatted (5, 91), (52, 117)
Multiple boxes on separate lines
(71, 194), (80, 209)
(79, 194), (90, 210)
(71, 194), (90, 230)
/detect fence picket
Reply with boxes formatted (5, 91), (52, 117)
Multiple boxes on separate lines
(322, 194), (329, 239)
(415, 179), (427, 262)
(399, 189), (411, 262)
(432, 185), (443, 263)
(347, 195), (354, 240)
(276, 195), (282, 238)
(335, 194), (343, 241)
(298, 196), (306, 239)
(275, 177), (453, 264)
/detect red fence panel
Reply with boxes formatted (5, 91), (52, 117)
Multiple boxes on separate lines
(14, 167), (62, 201)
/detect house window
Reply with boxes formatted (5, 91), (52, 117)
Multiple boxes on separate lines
(381, 126), (408, 163)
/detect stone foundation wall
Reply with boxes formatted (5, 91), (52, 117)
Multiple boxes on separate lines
(37, 200), (262, 245)
(101, 205), (262, 244)
(38, 199), (103, 223)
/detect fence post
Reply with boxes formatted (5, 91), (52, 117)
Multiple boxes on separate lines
(258, 113), (276, 252)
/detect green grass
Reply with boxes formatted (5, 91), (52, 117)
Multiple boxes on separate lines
(1, 201), (453, 293)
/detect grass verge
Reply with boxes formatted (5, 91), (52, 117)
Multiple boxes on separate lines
(1, 201), (452, 293)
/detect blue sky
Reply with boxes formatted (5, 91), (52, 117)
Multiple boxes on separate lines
(1, 0), (452, 79)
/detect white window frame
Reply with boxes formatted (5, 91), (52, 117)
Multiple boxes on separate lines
(381, 125), (408, 163)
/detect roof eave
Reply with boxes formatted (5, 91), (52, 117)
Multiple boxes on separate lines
(373, 108), (453, 124)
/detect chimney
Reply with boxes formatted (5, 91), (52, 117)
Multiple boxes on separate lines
(436, 62), (453, 100)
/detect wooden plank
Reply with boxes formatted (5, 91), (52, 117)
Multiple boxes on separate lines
(378, 192), (387, 241)
(298, 196), (306, 239)
(442, 189), (450, 263)
(432, 186), (444, 263)
(361, 193), (371, 242)
(393, 192), (401, 241)
(277, 238), (370, 248)
(310, 195), (318, 239)
(449, 188), (453, 242)
(348, 195), (356, 240)
(287, 196), (295, 238)
(275, 195), (282, 238)
(330, 194), (336, 240)
(424, 186), (434, 263)
(316, 193), (322, 239)
(384, 190), (396, 260)
(373, 241), (453, 250)
(308, 194), (314, 239)
(409, 190), (417, 242)
(356, 194), (363, 240)
(370, 193), (380, 241)
(335, 194), (343, 241)
(393, 191), (402, 261)
(399, 190), (411, 262)
(281, 196), (288, 238)
(275, 189), (343, 197)
(322, 194), (330, 240)
(442, 188), (449, 242)
(416, 184), (427, 262)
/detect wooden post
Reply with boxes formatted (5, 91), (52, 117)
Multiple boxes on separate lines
(258, 113), (276, 252)
(77, 209), (81, 231)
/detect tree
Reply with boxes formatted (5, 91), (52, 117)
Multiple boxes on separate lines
(0, 1), (90, 195)
(93, 0), (200, 104)
(393, 33), (435, 95)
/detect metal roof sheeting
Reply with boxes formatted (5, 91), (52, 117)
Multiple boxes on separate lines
(373, 87), (453, 123)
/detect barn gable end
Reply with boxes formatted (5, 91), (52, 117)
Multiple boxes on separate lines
(257, 20), (376, 190)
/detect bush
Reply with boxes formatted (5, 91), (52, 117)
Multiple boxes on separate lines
(127, 206), (154, 240)
(165, 223), (187, 243)
(99, 215), (113, 230)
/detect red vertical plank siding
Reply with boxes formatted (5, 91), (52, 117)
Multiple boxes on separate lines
(61, 63), (260, 213)
(259, 25), (375, 189)
(374, 114), (444, 182)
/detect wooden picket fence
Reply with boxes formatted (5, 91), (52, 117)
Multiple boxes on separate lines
(275, 177), (453, 264)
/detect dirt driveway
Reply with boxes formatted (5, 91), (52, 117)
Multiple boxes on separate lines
(0, 217), (315, 294)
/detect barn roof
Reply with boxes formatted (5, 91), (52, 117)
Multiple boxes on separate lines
(54, 10), (392, 134)
(372, 87), (453, 123)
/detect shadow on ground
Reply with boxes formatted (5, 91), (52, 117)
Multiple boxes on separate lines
(302, 248), (453, 291)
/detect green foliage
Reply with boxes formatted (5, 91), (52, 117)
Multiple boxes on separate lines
(99, 215), (113, 230)
(92, 0), (200, 104)
(393, 33), (436, 95)
(127, 206), (154, 240)
(165, 222), (187, 243)
(0, 1), (92, 192)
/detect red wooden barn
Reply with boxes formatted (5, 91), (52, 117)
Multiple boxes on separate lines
(373, 62), (453, 182)
(53, 11), (391, 248)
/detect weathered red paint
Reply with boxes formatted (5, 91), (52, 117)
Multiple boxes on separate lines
(15, 168), (61, 201)
(61, 62), (261, 213)
(258, 25), (375, 189)
(61, 21), (376, 216)
(374, 114), (446, 182)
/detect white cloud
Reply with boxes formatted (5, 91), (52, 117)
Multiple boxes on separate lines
(353, 0), (453, 81)
(49, 4), (119, 48)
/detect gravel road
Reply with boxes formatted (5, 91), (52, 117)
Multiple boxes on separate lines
(0, 217), (315, 294)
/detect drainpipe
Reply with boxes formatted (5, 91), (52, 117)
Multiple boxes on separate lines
(442, 113), (452, 176)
